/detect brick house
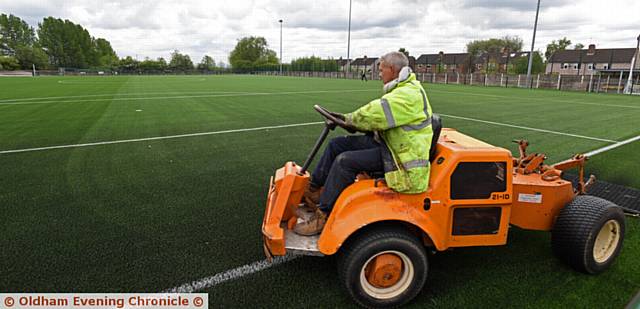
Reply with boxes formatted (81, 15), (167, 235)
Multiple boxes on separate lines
(350, 56), (379, 74)
(416, 52), (470, 73)
(335, 58), (351, 71)
(546, 44), (637, 75)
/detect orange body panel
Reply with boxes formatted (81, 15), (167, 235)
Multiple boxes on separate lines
(318, 129), (513, 255)
(262, 162), (307, 256)
(261, 128), (580, 258)
(510, 173), (575, 230)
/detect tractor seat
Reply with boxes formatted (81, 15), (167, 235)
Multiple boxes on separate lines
(366, 114), (442, 179)
(429, 113), (442, 162)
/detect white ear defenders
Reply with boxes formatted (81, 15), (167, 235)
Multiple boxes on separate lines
(383, 66), (412, 93)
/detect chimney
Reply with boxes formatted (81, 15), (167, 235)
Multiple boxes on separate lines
(587, 44), (596, 55)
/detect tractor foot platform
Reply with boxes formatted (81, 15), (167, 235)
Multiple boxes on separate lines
(284, 228), (323, 256)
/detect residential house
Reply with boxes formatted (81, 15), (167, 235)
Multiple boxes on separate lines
(415, 52), (470, 73)
(546, 44), (638, 75)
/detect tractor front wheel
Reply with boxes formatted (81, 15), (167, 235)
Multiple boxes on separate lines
(337, 226), (428, 308)
(551, 195), (625, 274)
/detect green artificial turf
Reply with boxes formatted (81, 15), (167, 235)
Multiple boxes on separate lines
(0, 75), (638, 307)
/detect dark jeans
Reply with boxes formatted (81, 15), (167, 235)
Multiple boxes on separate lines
(311, 135), (383, 213)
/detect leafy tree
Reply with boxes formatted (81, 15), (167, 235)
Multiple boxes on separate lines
(38, 17), (97, 68)
(398, 48), (409, 58)
(197, 55), (216, 71)
(544, 37), (572, 61)
(94, 38), (118, 67)
(168, 50), (194, 71)
(513, 51), (544, 74)
(467, 36), (523, 56)
(573, 43), (584, 50)
(0, 14), (36, 56)
(466, 36), (523, 73)
(37, 17), (116, 68)
(117, 56), (139, 73)
(0, 55), (20, 70)
(139, 57), (166, 72)
(15, 45), (49, 69)
(229, 36), (278, 71)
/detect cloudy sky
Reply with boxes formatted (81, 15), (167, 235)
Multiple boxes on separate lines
(1, 0), (638, 65)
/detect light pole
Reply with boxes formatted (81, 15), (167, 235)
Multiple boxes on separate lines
(623, 34), (640, 94)
(526, 0), (541, 88)
(279, 19), (283, 75)
(346, 0), (352, 74)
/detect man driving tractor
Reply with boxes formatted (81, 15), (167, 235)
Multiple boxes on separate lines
(294, 51), (435, 235)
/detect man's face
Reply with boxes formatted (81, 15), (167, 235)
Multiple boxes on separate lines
(379, 61), (399, 84)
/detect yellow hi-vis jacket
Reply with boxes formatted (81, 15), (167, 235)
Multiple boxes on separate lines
(345, 73), (433, 193)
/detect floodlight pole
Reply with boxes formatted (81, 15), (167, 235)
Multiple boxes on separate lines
(279, 19), (283, 75)
(526, 0), (541, 88)
(623, 34), (640, 94)
(346, 0), (352, 74)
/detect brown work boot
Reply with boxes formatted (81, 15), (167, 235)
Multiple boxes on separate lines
(303, 183), (322, 208)
(293, 209), (327, 236)
(295, 203), (316, 219)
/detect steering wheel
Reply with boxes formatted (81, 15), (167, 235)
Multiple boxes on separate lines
(314, 105), (358, 133)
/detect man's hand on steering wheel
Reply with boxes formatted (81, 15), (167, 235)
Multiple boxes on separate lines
(329, 111), (345, 121)
(314, 105), (359, 134)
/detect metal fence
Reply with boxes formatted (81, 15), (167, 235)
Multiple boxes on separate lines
(256, 71), (640, 95)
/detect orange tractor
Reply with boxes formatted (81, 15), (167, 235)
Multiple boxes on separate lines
(262, 105), (626, 308)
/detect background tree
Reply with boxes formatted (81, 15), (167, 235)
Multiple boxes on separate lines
(15, 45), (49, 69)
(168, 50), (194, 71)
(0, 14), (36, 56)
(117, 56), (139, 73)
(573, 43), (585, 50)
(398, 48), (409, 58)
(514, 51), (544, 74)
(94, 38), (118, 67)
(197, 55), (216, 71)
(544, 37), (572, 61)
(37, 17), (116, 68)
(228, 36), (278, 71)
(0, 55), (20, 70)
(466, 36), (523, 73)
(139, 57), (168, 73)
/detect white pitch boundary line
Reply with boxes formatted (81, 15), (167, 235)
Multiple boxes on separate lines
(439, 114), (617, 143)
(1, 114), (618, 154)
(0, 91), (251, 103)
(162, 132), (640, 294)
(163, 255), (299, 293)
(428, 89), (640, 110)
(0, 89), (379, 106)
(0, 122), (323, 154)
(584, 134), (640, 157)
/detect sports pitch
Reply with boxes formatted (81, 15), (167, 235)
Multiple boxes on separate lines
(1, 75), (639, 307)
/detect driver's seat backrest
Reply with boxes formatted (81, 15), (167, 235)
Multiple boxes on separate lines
(429, 114), (442, 162)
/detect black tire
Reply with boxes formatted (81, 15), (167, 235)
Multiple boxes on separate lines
(552, 195), (625, 274)
(337, 226), (428, 308)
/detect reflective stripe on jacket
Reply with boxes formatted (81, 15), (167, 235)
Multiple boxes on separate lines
(345, 73), (433, 193)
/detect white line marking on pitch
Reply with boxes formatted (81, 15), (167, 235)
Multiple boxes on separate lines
(440, 114), (617, 143)
(0, 91), (250, 103)
(0, 89), (379, 105)
(428, 89), (640, 110)
(584, 134), (640, 157)
(163, 255), (299, 293)
(0, 114), (619, 154)
(161, 132), (640, 293)
(0, 122), (324, 154)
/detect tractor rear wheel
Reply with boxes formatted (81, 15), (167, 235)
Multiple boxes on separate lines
(337, 226), (428, 308)
(551, 195), (625, 274)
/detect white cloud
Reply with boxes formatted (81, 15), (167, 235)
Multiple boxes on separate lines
(0, 0), (637, 64)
